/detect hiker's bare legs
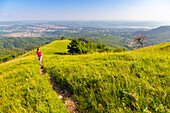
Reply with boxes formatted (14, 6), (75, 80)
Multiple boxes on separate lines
(40, 57), (43, 65)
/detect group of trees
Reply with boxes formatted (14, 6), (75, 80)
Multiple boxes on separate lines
(0, 48), (25, 59)
(67, 38), (126, 54)
(0, 52), (25, 63)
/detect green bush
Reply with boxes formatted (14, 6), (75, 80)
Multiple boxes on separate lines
(61, 36), (66, 40)
(114, 47), (126, 52)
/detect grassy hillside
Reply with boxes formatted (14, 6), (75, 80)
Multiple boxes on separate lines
(41, 40), (169, 112)
(0, 40), (169, 112)
(0, 47), (67, 112)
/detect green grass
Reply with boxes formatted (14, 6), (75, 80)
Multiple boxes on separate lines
(0, 48), (67, 112)
(0, 40), (169, 112)
(42, 41), (170, 112)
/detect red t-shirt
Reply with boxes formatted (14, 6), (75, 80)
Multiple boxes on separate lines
(36, 51), (42, 57)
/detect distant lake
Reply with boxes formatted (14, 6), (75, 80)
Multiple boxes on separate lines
(111, 26), (157, 29)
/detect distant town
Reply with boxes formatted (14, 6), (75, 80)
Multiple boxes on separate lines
(0, 21), (156, 38)
(0, 23), (69, 37)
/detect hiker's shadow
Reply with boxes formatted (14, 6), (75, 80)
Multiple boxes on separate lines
(54, 52), (69, 55)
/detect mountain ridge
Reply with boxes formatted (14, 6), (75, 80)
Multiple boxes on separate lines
(134, 26), (170, 46)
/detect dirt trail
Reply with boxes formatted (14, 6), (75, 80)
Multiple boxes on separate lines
(40, 66), (45, 76)
(40, 66), (78, 113)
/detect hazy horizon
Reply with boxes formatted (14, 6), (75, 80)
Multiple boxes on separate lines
(1, 0), (170, 21)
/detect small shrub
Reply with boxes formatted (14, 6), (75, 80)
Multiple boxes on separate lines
(61, 36), (66, 40)
(114, 47), (126, 52)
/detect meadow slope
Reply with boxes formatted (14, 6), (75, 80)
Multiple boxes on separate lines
(0, 40), (169, 112)
(0, 47), (67, 112)
(41, 40), (170, 112)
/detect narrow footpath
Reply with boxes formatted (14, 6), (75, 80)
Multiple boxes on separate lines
(40, 66), (79, 113)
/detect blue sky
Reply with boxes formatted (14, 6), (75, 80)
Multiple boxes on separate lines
(0, 0), (170, 21)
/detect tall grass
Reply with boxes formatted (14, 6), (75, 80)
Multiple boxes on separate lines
(42, 41), (170, 112)
(0, 40), (169, 112)
(0, 52), (67, 112)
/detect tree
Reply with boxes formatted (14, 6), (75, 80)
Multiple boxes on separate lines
(67, 39), (81, 54)
(133, 34), (146, 48)
(61, 36), (66, 40)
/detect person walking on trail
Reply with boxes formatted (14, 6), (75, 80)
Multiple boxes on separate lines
(36, 48), (43, 65)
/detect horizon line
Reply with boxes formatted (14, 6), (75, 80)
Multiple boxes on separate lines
(0, 20), (169, 22)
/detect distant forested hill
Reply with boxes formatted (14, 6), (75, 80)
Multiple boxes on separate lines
(0, 37), (60, 49)
(0, 37), (60, 59)
(134, 26), (170, 46)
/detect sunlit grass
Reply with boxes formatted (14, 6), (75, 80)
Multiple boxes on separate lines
(0, 40), (169, 112)
(0, 53), (67, 112)
(42, 41), (170, 112)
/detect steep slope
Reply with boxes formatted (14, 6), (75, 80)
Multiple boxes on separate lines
(0, 48), (67, 112)
(41, 41), (169, 112)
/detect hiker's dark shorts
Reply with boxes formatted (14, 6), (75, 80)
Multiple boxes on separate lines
(38, 57), (42, 60)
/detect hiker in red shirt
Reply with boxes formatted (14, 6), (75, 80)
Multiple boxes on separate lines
(36, 48), (43, 65)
